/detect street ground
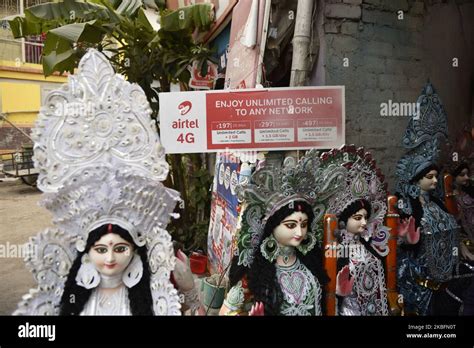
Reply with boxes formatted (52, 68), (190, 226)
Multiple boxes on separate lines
(0, 178), (52, 315)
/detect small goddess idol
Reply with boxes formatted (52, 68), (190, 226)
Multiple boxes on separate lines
(317, 146), (391, 316)
(445, 128), (474, 259)
(13, 49), (201, 315)
(219, 153), (329, 315)
(395, 82), (472, 315)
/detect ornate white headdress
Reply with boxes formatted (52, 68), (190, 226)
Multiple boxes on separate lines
(14, 49), (182, 315)
(33, 48), (169, 193)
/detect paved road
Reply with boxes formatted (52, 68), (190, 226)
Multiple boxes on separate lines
(0, 179), (52, 315)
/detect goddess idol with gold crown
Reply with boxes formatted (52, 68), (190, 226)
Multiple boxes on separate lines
(13, 49), (201, 315)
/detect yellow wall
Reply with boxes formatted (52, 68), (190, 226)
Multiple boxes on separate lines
(1, 82), (41, 113)
(0, 26), (68, 151)
(0, 61), (67, 123)
(0, 60), (68, 83)
(0, 62), (67, 151)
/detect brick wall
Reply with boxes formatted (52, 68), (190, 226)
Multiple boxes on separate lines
(313, 0), (474, 191)
(0, 127), (32, 152)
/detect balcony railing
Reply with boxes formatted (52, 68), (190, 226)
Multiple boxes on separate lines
(0, 0), (51, 17)
(0, 0), (48, 65)
(0, 37), (44, 65)
(24, 35), (44, 64)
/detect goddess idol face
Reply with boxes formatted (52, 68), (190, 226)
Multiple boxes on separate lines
(418, 169), (438, 192)
(273, 211), (309, 247)
(346, 208), (368, 234)
(455, 168), (470, 187)
(89, 233), (134, 277)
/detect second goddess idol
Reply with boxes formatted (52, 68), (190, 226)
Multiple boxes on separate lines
(219, 153), (330, 315)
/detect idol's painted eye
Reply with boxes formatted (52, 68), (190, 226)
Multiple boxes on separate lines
(94, 247), (108, 254)
(352, 214), (367, 221)
(284, 223), (297, 229)
(114, 245), (129, 253)
(301, 221), (308, 229)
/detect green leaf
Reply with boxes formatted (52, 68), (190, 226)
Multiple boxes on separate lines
(42, 33), (76, 76)
(42, 19), (104, 76)
(48, 20), (104, 43)
(25, 0), (109, 22)
(95, 0), (122, 23)
(5, 0), (113, 38)
(6, 15), (43, 37)
(160, 3), (214, 32)
(136, 7), (153, 31)
(174, 62), (190, 79)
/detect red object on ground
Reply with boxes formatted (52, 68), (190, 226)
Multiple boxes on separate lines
(190, 253), (208, 274)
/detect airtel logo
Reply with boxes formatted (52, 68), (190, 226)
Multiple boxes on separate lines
(178, 101), (192, 116)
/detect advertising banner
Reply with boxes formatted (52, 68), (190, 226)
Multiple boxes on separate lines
(207, 153), (240, 274)
(159, 86), (345, 153)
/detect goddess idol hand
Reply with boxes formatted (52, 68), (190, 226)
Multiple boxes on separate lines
(173, 249), (195, 291)
(249, 301), (264, 316)
(397, 216), (420, 245)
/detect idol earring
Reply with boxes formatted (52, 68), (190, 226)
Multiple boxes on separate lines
(122, 252), (144, 288)
(338, 221), (346, 230)
(260, 234), (280, 262)
(360, 227), (371, 242)
(296, 232), (317, 255)
(76, 253), (100, 289)
(334, 220), (346, 240)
